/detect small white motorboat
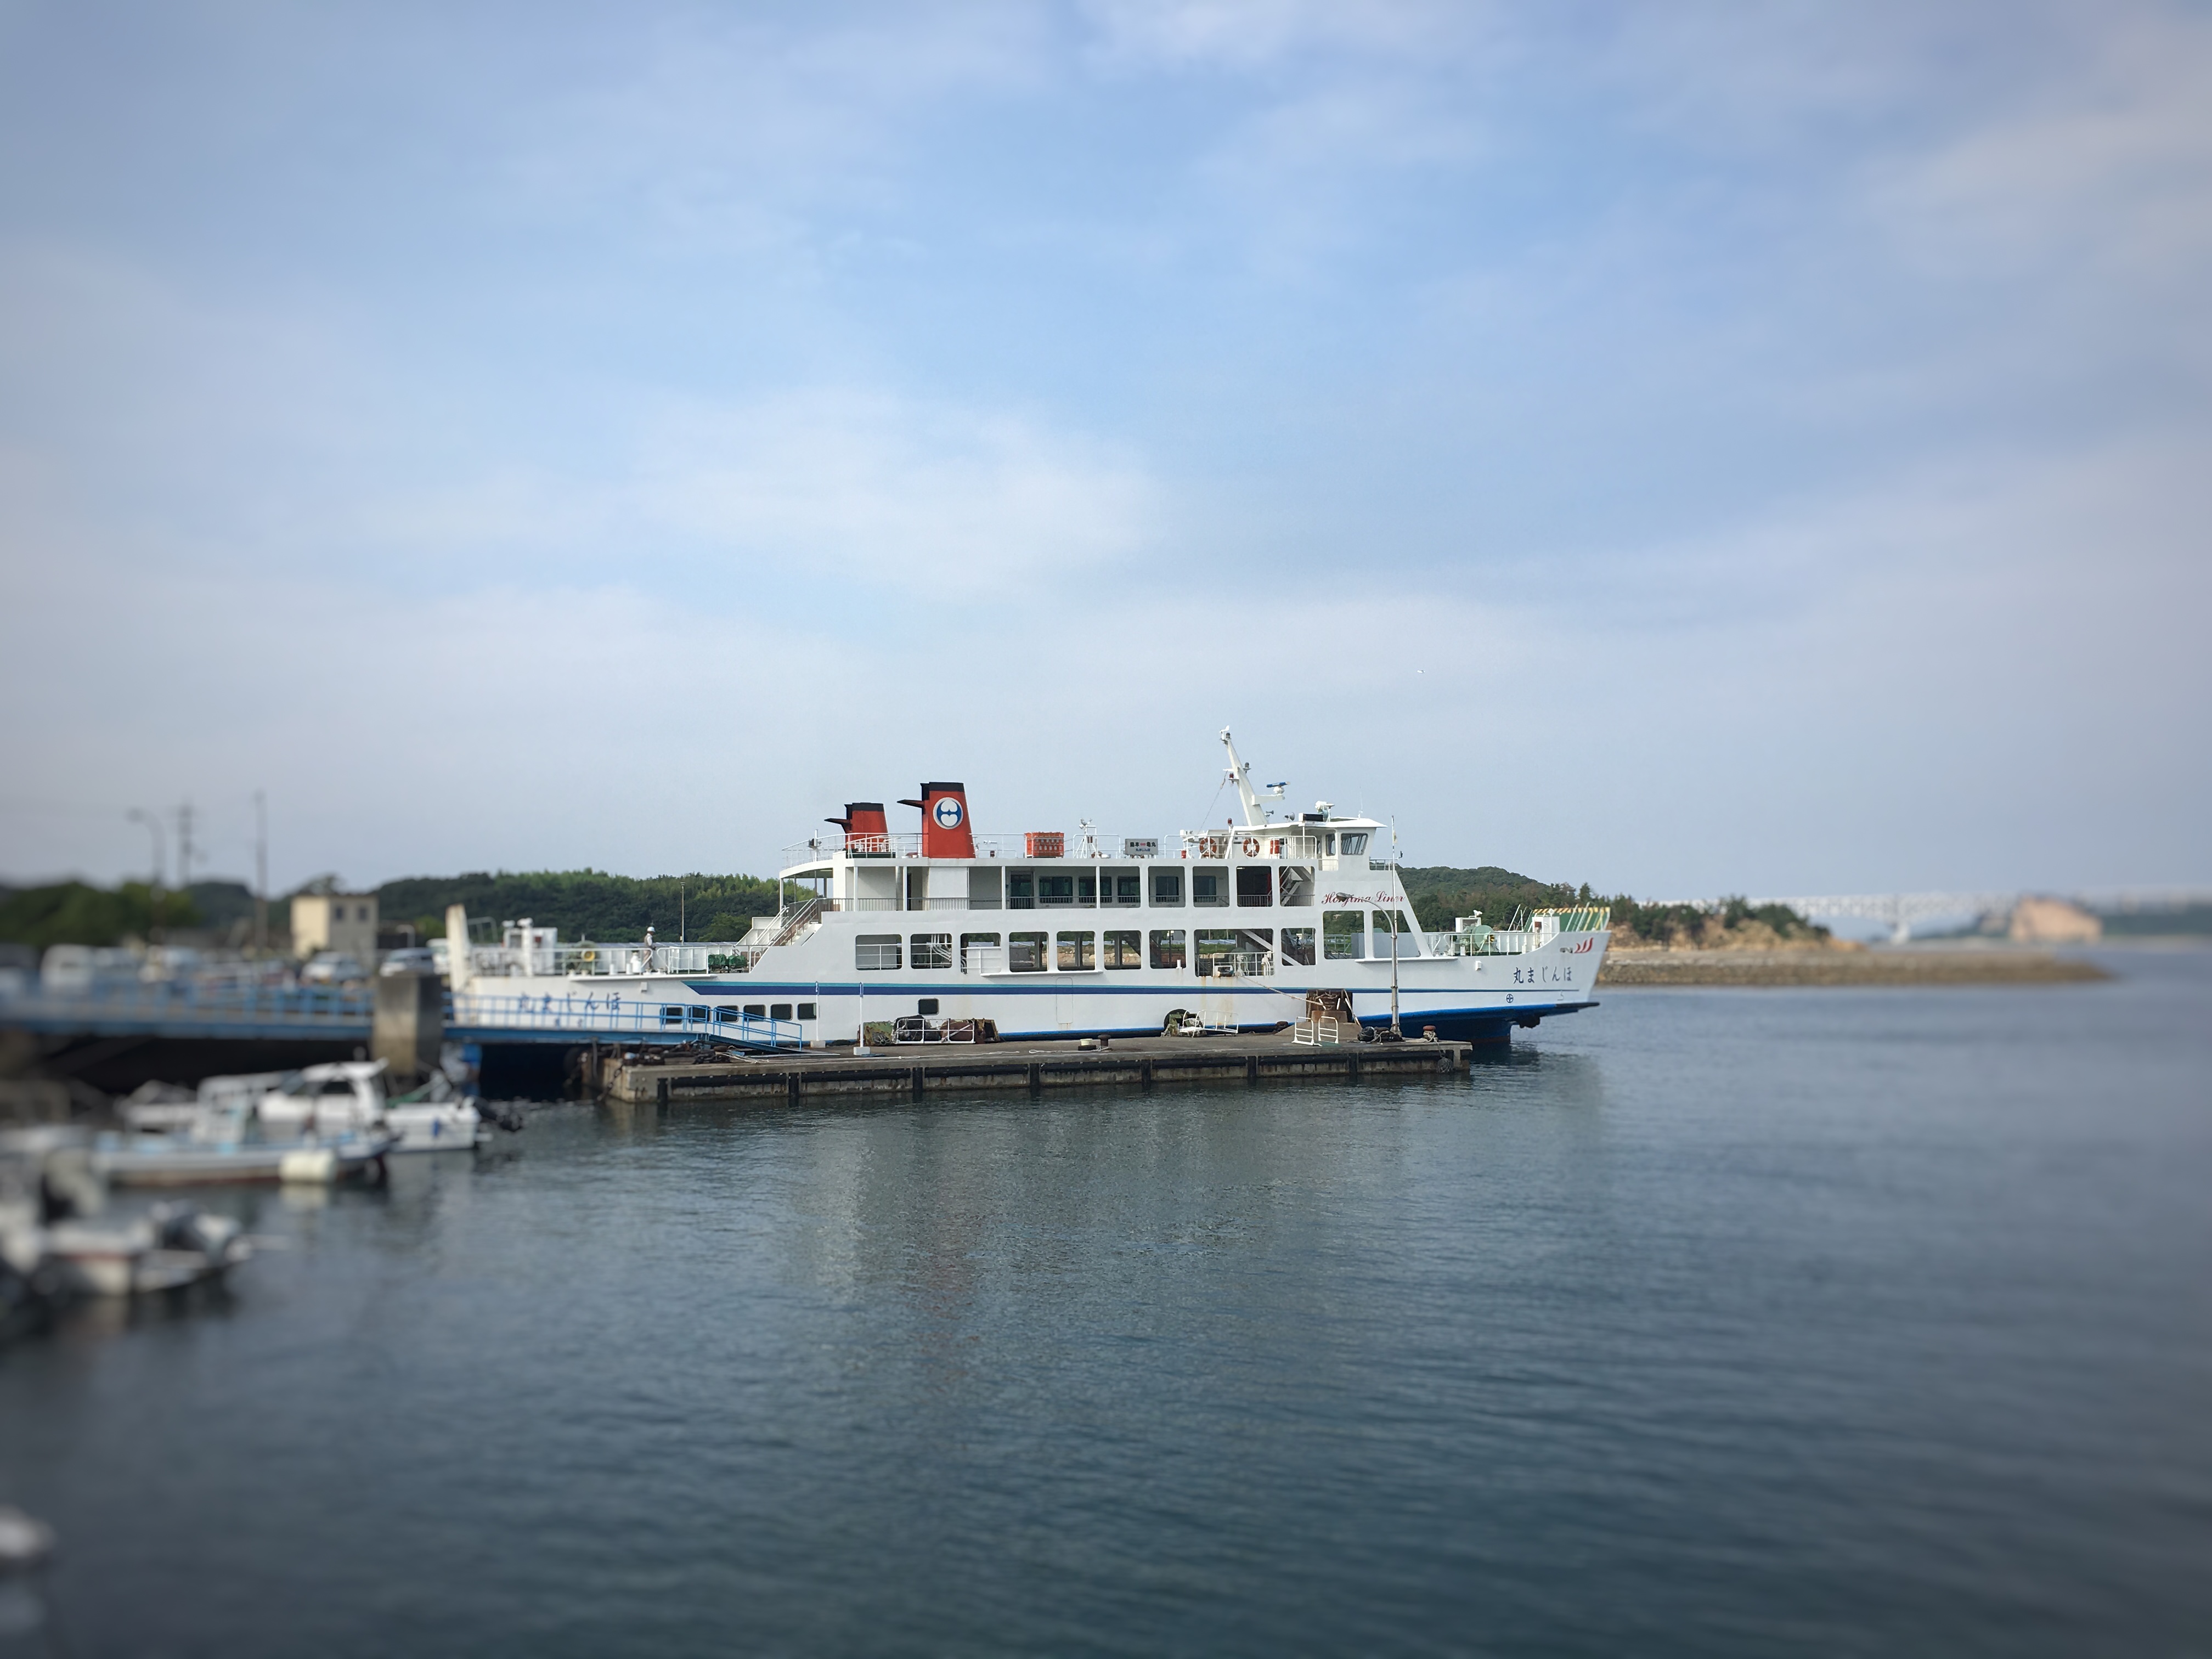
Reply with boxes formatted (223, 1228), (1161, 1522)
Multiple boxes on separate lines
(97, 1095), (393, 1187)
(247, 1059), (489, 1153)
(38, 1205), (252, 1296)
(1, 1127), (254, 1301)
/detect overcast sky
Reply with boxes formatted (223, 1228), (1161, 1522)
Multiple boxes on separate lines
(1, 0), (2206, 899)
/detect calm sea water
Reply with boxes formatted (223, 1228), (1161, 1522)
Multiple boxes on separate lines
(4, 953), (2209, 1656)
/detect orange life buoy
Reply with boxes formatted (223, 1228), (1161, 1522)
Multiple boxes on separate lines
(1241, 836), (1260, 857)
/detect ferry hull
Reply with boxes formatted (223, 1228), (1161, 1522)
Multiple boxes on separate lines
(459, 930), (1610, 1049)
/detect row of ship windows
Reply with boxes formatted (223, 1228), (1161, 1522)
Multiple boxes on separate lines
(1005, 867), (1309, 908)
(665, 1001), (819, 1024)
(854, 918), (1410, 973)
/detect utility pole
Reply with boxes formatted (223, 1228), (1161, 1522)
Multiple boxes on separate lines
(253, 791), (269, 956)
(127, 808), (166, 939)
(174, 799), (195, 895)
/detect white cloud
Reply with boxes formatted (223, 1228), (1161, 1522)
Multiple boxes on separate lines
(1871, 6), (2212, 288)
(498, 5), (1051, 251)
(633, 388), (1164, 592)
(1079, 0), (1483, 72)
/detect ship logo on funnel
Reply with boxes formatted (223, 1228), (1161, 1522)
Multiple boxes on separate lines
(933, 797), (964, 830)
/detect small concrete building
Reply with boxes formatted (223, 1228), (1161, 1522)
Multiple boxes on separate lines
(292, 892), (380, 962)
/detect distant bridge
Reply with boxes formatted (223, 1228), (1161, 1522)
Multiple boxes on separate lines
(1705, 888), (2212, 942)
(1747, 893), (2022, 943)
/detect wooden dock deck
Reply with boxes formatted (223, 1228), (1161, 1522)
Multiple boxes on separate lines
(595, 1032), (1477, 1106)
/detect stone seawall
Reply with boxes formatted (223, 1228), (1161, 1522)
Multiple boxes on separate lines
(1598, 949), (2109, 986)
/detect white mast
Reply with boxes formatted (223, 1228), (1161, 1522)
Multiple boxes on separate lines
(1219, 728), (1276, 828)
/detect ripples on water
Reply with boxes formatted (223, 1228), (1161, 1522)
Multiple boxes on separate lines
(3, 955), (2209, 1656)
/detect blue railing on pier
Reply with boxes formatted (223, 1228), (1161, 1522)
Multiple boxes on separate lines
(0, 983), (375, 1040)
(0, 984), (803, 1051)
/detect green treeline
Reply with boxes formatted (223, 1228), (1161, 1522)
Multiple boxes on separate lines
(3, 864), (1835, 952)
(1396, 867), (1830, 947)
(0, 882), (202, 951)
(379, 870), (798, 943)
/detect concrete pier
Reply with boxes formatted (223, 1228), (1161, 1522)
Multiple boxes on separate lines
(371, 973), (443, 1085)
(595, 1032), (1478, 1106)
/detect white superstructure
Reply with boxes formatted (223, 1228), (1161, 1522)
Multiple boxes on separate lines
(450, 733), (1609, 1047)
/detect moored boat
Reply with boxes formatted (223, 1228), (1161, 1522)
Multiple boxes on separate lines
(247, 1059), (489, 1152)
(92, 1132), (393, 1187)
(1, 1126), (254, 1305)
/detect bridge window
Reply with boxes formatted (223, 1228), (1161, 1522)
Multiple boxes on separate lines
(1340, 832), (1369, 857)
(1057, 931), (1096, 970)
(1008, 931), (1047, 973)
(1150, 870), (1183, 907)
(1192, 867), (1228, 907)
(797, 1003), (816, 1020)
(1281, 927), (1316, 966)
(1324, 910), (1364, 960)
(1149, 928), (1187, 969)
(855, 935), (902, 971)
(909, 933), (952, 970)
(1103, 930), (1141, 968)
(1236, 867), (1273, 907)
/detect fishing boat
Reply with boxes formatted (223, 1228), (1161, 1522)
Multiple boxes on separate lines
(449, 731), (1610, 1046)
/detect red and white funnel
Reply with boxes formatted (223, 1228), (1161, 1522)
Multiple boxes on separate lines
(898, 782), (975, 859)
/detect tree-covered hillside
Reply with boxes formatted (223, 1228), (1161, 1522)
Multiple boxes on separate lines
(1397, 866), (1830, 948)
(377, 870), (798, 943)
(0, 882), (201, 949)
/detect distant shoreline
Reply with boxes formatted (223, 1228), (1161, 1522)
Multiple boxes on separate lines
(1598, 948), (2111, 986)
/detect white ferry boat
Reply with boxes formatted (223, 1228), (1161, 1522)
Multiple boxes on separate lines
(450, 733), (1609, 1048)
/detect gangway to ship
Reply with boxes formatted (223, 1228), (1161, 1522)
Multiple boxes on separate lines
(447, 991), (803, 1051)
(0, 984), (805, 1053)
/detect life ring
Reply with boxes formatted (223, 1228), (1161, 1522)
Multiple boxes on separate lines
(1241, 837), (1260, 857)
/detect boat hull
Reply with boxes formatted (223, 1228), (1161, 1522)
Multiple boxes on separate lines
(93, 1136), (393, 1187)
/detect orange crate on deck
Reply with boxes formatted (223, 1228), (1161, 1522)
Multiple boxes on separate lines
(1025, 831), (1065, 858)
